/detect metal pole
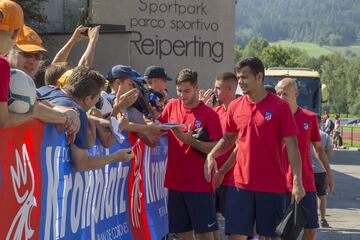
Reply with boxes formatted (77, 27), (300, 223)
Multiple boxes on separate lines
(351, 127), (353, 147)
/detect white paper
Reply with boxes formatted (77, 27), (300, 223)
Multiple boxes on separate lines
(111, 117), (125, 143)
(160, 123), (187, 130)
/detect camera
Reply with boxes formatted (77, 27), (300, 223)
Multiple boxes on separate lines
(131, 81), (164, 120)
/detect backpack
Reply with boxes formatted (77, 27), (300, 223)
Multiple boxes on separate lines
(328, 119), (335, 131)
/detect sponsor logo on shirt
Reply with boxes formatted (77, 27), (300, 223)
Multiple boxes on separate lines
(194, 119), (202, 128)
(304, 122), (309, 130)
(264, 112), (272, 121)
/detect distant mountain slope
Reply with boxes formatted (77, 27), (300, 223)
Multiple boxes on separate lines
(236, 0), (360, 46)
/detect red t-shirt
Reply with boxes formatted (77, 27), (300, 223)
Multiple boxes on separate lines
(284, 107), (321, 192)
(226, 93), (298, 193)
(159, 99), (222, 192)
(0, 56), (10, 102)
(213, 105), (235, 186)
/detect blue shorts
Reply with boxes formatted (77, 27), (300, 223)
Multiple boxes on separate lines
(225, 187), (287, 237)
(216, 185), (228, 217)
(168, 190), (218, 234)
(286, 192), (319, 229)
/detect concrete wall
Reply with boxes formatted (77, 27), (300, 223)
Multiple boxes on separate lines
(41, 0), (88, 32)
(91, 0), (235, 94)
(43, 33), (131, 76)
(41, 0), (64, 32)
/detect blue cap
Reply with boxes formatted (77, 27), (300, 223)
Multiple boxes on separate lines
(106, 65), (144, 82)
(144, 66), (172, 81)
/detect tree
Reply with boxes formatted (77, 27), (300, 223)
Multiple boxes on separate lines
(234, 45), (243, 63)
(320, 54), (349, 114)
(261, 45), (309, 68)
(261, 45), (290, 68)
(345, 58), (360, 115)
(235, 0), (360, 46)
(305, 55), (330, 73)
(242, 37), (269, 58)
(235, 28), (256, 47)
(328, 33), (343, 46)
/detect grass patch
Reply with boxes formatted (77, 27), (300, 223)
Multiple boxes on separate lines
(270, 40), (360, 58)
(270, 41), (333, 58)
(342, 139), (360, 148)
(325, 45), (360, 58)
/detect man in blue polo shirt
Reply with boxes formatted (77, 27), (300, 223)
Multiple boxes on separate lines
(38, 66), (134, 171)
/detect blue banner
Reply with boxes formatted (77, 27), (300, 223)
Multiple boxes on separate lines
(33, 124), (168, 240)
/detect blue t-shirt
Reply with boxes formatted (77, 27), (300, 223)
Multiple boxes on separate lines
(37, 86), (89, 149)
(107, 92), (116, 104)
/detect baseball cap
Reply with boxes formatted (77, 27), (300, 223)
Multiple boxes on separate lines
(106, 65), (144, 82)
(16, 25), (47, 52)
(144, 66), (172, 81)
(0, 0), (24, 31)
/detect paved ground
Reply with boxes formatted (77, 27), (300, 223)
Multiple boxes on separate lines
(316, 149), (360, 240)
(217, 149), (360, 240)
(168, 149), (360, 240)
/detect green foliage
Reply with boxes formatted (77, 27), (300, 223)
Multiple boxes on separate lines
(236, 0), (360, 46)
(234, 37), (360, 115)
(271, 41), (334, 58)
(320, 54), (349, 114)
(236, 37), (310, 68)
(242, 37), (269, 58)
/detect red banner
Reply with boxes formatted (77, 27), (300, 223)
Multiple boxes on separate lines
(0, 120), (44, 240)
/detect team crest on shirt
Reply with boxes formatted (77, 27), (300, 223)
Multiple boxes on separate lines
(194, 119), (202, 128)
(264, 112), (272, 121)
(303, 122), (309, 130)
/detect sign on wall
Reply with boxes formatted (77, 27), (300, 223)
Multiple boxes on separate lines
(91, 0), (235, 90)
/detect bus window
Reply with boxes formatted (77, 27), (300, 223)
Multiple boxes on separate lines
(264, 76), (322, 114)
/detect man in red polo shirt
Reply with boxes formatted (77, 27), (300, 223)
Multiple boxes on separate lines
(205, 57), (305, 240)
(159, 68), (222, 240)
(211, 72), (238, 240)
(275, 78), (334, 240)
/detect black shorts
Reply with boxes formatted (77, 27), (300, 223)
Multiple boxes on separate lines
(314, 172), (327, 196)
(285, 192), (319, 229)
(225, 187), (287, 237)
(168, 190), (218, 234)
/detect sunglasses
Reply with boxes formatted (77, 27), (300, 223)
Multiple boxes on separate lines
(18, 51), (43, 60)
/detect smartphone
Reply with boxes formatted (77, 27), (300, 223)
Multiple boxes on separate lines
(80, 28), (89, 36)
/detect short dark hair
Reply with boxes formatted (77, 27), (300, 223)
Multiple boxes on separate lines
(44, 62), (72, 86)
(235, 57), (265, 81)
(264, 84), (276, 94)
(216, 72), (237, 84)
(176, 68), (197, 86)
(33, 60), (51, 88)
(65, 66), (105, 100)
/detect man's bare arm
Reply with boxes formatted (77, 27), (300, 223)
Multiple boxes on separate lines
(204, 132), (238, 182)
(0, 102), (34, 128)
(78, 26), (100, 68)
(313, 141), (334, 193)
(52, 26), (88, 64)
(209, 132), (238, 158)
(70, 144), (133, 171)
(284, 136), (305, 203)
(214, 145), (238, 188)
